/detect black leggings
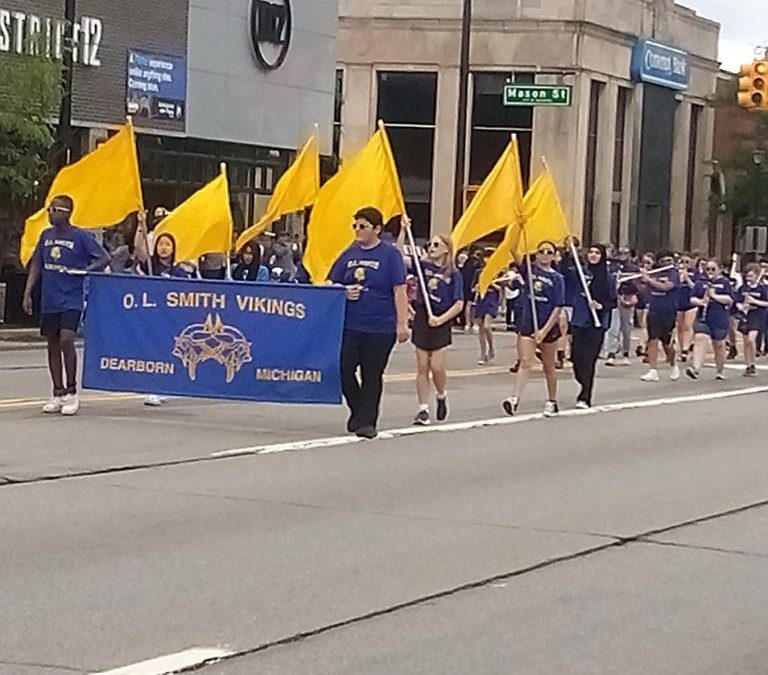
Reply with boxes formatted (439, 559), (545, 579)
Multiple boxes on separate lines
(571, 326), (607, 406)
(340, 329), (396, 431)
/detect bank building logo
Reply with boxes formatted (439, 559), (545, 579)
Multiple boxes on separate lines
(249, 0), (292, 71)
(173, 314), (252, 384)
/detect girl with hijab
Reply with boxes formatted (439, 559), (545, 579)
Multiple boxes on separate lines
(502, 241), (565, 417)
(232, 242), (269, 282)
(569, 244), (616, 408)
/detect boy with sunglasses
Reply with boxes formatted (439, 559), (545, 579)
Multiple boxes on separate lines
(23, 195), (110, 415)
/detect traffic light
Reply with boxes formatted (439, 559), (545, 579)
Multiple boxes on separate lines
(738, 60), (768, 110)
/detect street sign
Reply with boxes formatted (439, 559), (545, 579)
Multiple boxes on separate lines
(502, 84), (572, 107)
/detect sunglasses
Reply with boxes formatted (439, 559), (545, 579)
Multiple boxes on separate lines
(352, 222), (372, 231)
(537, 249), (555, 256)
(48, 206), (71, 214)
(428, 241), (444, 249)
(706, 266), (718, 272)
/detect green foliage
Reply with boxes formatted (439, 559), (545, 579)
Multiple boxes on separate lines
(0, 54), (62, 205)
(723, 113), (768, 221)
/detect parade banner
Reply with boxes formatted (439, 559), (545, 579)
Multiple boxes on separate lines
(83, 275), (345, 404)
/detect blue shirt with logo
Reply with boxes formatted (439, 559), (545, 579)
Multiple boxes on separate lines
(329, 241), (407, 334)
(692, 276), (733, 330)
(520, 265), (566, 327)
(32, 225), (106, 314)
(735, 282), (768, 324)
(647, 268), (680, 315)
(413, 260), (464, 314)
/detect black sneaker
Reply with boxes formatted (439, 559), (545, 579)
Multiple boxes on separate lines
(502, 396), (519, 416)
(413, 409), (431, 426)
(346, 415), (359, 433)
(436, 397), (448, 422)
(685, 367), (699, 380)
(543, 400), (560, 417)
(509, 361), (520, 374)
(727, 344), (738, 361)
(355, 426), (378, 439)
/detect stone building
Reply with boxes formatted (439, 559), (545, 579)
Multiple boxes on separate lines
(336, 0), (721, 253)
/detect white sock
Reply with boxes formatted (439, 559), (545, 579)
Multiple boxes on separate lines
(436, 391), (447, 400)
(419, 404), (429, 412)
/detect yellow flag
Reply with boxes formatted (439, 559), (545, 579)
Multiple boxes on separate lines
(478, 219), (522, 298)
(235, 135), (320, 252)
(451, 138), (525, 252)
(304, 125), (405, 283)
(155, 167), (233, 262)
(20, 122), (144, 266)
(514, 167), (570, 258)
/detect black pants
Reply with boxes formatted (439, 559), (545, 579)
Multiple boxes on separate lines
(572, 326), (606, 405)
(340, 329), (396, 431)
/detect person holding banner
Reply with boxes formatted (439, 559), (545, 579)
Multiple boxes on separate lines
(400, 234), (464, 426)
(232, 242), (269, 282)
(569, 244), (616, 409)
(502, 242), (565, 418)
(684, 258), (733, 381)
(735, 264), (768, 377)
(640, 251), (681, 382)
(329, 207), (410, 439)
(22, 196), (111, 416)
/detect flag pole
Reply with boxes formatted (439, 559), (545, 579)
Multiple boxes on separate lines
(540, 156), (601, 328)
(521, 224), (540, 336)
(127, 115), (154, 277)
(403, 215), (435, 320)
(221, 162), (233, 280)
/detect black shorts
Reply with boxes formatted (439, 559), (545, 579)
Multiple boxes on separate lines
(695, 321), (728, 342)
(40, 311), (82, 338)
(739, 313), (763, 335)
(412, 305), (453, 352)
(520, 321), (562, 344)
(647, 311), (676, 345)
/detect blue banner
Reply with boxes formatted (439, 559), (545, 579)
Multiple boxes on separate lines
(631, 39), (689, 91)
(126, 49), (187, 122)
(83, 275), (345, 404)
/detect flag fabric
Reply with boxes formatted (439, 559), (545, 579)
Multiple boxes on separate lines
(304, 125), (405, 283)
(154, 167), (233, 263)
(235, 135), (320, 252)
(514, 167), (570, 259)
(20, 122), (144, 266)
(478, 218), (522, 297)
(451, 138), (525, 253)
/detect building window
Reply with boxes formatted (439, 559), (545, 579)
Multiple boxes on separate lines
(376, 71), (437, 239)
(469, 72), (534, 192)
(582, 80), (603, 246)
(684, 104), (702, 250)
(611, 87), (630, 246)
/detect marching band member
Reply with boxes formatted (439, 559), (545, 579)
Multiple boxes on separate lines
(685, 258), (733, 381)
(640, 250), (680, 382)
(502, 241), (565, 417)
(735, 263), (768, 377)
(329, 207), (410, 439)
(473, 252), (500, 365)
(676, 252), (699, 363)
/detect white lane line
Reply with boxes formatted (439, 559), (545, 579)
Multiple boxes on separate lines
(93, 647), (234, 675)
(209, 385), (768, 460)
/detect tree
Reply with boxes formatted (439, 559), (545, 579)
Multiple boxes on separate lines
(0, 54), (62, 269)
(723, 113), (768, 222)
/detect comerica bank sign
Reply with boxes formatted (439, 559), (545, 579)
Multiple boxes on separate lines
(0, 8), (103, 67)
(631, 39), (689, 91)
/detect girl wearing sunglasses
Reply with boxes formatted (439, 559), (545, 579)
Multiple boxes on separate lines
(684, 258), (733, 381)
(401, 235), (465, 425)
(676, 252), (699, 363)
(502, 240), (565, 417)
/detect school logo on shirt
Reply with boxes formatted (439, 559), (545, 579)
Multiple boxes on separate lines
(50, 246), (62, 261)
(428, 277), (440, 291)
(173, 314), (252, 384)
(534, 280), (544, 292)
(354, 267), (366, 283)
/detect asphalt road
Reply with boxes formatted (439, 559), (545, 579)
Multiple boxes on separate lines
(1, 332), (767, 674)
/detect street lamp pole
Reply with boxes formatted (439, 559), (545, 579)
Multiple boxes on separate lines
(752, 148), (765, 221)
(452, 0), (472, 225)
(57, 0), (77, 160)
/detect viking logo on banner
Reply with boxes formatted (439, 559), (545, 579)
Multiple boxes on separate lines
(83, 275), (345, 404)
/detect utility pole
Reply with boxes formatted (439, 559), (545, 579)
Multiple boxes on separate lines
(452, 0), (472, 224)
(56, 0), (77, 161)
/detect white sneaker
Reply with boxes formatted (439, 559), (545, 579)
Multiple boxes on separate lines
(60, 394), (80, 416)
(144, 394), (166, 407)
(605, 356), (616, 367)
(641, 369), (660, 382)
(715, 372), (727, 381)
(543, 400), (560, 417)
(620, 357), (631, 366)
(670, 365), (681, 381)
(42, 396), (64, 414)
(478, 356), (488, 366)
(575, 401), (590, 410)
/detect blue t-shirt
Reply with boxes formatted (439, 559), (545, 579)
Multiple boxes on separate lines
(735, 283), (768, 322)
(32, 225), (106, 314)
(413, 261), (464, 314)
(520, 265), (565, 327)
(647, 268), (680, 315)
(570, 267), (617, 329)
(677, 268), (699, 310)
(692, 276), (733, 330)
(329, 241), (407, 333)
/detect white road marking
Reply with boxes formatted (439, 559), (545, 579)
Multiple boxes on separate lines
(93, 647), (234, 675)
(208, 385), (768, 460)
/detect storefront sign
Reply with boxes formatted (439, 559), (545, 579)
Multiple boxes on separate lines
(503, 84), (572, 107)
(631, 39), (689, 91)
(126, 50), (187, 122)
(249, 0), (292, 70)
(0, 8), (102, 67)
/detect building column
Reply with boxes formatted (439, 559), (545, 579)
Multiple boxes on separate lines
(340, 65), (375, 159)
(618, 87), (635, 248)
(669, 98), (691, 251)
(431, 66), (460, 236)
(594, 79), (618, 245)
(627, 84), (645, 250)
(693, 104), (715, 252)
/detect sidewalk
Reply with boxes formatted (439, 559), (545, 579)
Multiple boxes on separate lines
(0, 326), (45, 350)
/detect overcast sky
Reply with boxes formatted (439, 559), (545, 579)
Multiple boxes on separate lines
(681, 0), (766, 71)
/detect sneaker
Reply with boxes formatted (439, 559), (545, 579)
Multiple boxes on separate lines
(619, 357), (631, 367)
(642, 355), (650, 364)
(605, 354), (617, 367)
(575, 400), (590, 410)
(478, 356), (488, 366)
(744, 366), (757, 378)
(635, 346), (645, 357)
(554, 359), (564, 370)
(543, 400), (560, 417)
(355, 426), (378, 439)
(715, 372), (727, 381)
(42, 396), (64, 414)
(413, 409), (431, 426)
(727, 344), (738, 360)
(685, 367), (700, 380)
(509, 361), (520, 374)
(487, 350), (496, 364)
(670, 365), (681, 381)
(679, 353), (687, 363)
(502, 396), (519, 416)
(436, 396), (448, 422)
(641, 369), (660, 382)
(144, 395), (166, 407)
(60, 393), (80, 416)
